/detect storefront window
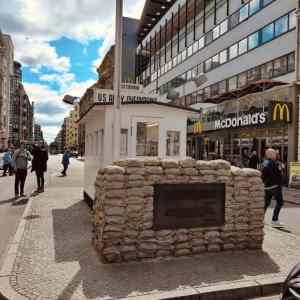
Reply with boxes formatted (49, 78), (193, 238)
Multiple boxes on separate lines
(237, 72), (247, 88)
(273, 57), (288, 77)
(211, 83), (219, 96)
(262, 23), (274, 43)
(261, 61), (273, 79)
(287, 52), (295, 72)
(275, 15), (288, 37)
(248, 67), (261, 83)
(228, 76), (237, 91)
(136, 122), (159, 156)
(219, 80), (227, 94)
(248, 31), (259, 50)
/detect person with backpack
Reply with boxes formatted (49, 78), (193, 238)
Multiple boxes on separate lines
(61, 149), (71, 176)
(262, 148), (284, 227)
(2, 148), (13, 176)
(32, 143), (48, 193)
(12, 143), (32, 198)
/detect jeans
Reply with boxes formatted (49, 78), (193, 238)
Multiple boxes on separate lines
(264, 186), (284, 221)
(2, 163), (13, 176)
(62, 163), (69, 175)
(15, 169), (27, 196)
(36, 170), (44, 190)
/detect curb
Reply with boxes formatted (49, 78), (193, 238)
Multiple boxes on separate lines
(0, 195), (33, 300)
(120, 276), (284, 300)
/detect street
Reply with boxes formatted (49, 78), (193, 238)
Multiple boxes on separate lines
(0, 154), (63, 269)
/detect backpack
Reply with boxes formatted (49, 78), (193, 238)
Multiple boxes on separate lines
(282, 262), (300, 299)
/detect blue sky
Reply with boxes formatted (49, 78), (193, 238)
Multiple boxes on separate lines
(0, 0), (144, 142)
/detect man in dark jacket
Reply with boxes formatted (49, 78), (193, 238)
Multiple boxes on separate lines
(32, 143), (48, 193)
(61, 149), (70, 176)
(262, 148), (284, 227)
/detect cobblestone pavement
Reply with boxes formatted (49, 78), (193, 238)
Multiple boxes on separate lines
(4, 158), (300, 299)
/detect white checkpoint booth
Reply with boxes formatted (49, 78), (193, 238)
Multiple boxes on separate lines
(79, 87), (200, 201)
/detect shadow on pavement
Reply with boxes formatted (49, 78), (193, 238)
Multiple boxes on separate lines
(0, 197), (16, 206)
(52, 201), (280, 300)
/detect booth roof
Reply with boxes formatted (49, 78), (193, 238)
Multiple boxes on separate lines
(77, 101), (200, 123)
(203, 80), (288, 104)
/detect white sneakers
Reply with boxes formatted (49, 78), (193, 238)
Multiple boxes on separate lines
(271, 220), (284, 227)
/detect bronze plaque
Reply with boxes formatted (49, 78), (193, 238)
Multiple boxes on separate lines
(153, 183), (225, 230)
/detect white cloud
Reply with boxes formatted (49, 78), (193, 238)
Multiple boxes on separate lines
(24, 79), (95, 143)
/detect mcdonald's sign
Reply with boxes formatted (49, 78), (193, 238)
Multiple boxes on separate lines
(270, 102), (292, 124)
(193, 121), (203, 134)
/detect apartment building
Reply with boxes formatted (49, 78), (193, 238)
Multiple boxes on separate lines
(0, 31), (14, 149)
(65, 102), (80, 150)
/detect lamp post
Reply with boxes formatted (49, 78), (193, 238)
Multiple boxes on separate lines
(112, 0), (123, 161)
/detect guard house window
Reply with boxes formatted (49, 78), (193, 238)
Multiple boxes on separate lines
(275, 15), (288, 37)
(166, 131), (180, 156)
(136, 122), (159, 156)
(248, 31), (259, 50)
(262, 23), (274, 44)
(120, 129), (128, 157)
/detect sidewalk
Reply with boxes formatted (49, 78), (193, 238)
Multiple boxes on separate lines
(1, 160), (300, 299)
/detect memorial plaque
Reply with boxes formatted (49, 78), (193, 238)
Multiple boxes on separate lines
(153, 183), (225, 230)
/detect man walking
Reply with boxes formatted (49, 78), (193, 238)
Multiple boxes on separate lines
(12, 143), (31, 198)
(2, 148), (13, 176)
(61, 149), (70, 176)
(262, 148), (284, 227)
(32, 143), (48, 193)
(249, 150), (260, 169)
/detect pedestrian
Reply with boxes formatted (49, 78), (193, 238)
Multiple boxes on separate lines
(61, 149), (70, 176)
(249, 150), (260, 169)
(262, 148), (284, 227)
(241, 148), (250, 168)
(12, 143), (32, 199)
(2, 148), (13, 176)
(32, 143), (48, 193)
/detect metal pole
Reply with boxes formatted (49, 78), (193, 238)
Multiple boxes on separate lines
(113, 0), (123, 161)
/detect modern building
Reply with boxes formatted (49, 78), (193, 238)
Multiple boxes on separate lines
(34, 123), (44, 143)
(0, 31), (14, 149)
(136, 0), (300, 168)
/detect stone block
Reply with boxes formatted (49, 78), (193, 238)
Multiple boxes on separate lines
(144, 159), (161, 166)
(181, 168), (198, 176)
(192, 246), (206, 253)
(127, 188), (144, 197)
(104, 174), (124, 182)
(104, 165), (125, 174)
(207, 244), (221, 252)
(196, 160), (214, 170)
(161, 159), (179, 168)
(106, 189), (126, 199)
(175, 249), (191, 256)
(179, 158), (196, 168)
(127, 180), (144, 188)
(126, 167), (145, 175)
(145, 166), (163, 175)
(164, 168), (181, 175)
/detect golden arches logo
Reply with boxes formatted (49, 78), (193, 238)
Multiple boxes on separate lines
(272, 103), (290, 122)
(193, 121), (203, 134)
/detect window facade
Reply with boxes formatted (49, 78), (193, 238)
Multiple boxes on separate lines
(137, 0), (279, 86)
(166, 131), (180, 156)
(136, 122), (159, 156)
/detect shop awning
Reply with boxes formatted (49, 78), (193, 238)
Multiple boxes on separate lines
(204, 80), (288, 104)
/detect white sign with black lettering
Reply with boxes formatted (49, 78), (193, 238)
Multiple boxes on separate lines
(94, 89), (160, 105)
(214, 112), (266, 129)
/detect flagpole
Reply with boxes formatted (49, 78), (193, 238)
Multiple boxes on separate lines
(113, 0), (123, 161)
